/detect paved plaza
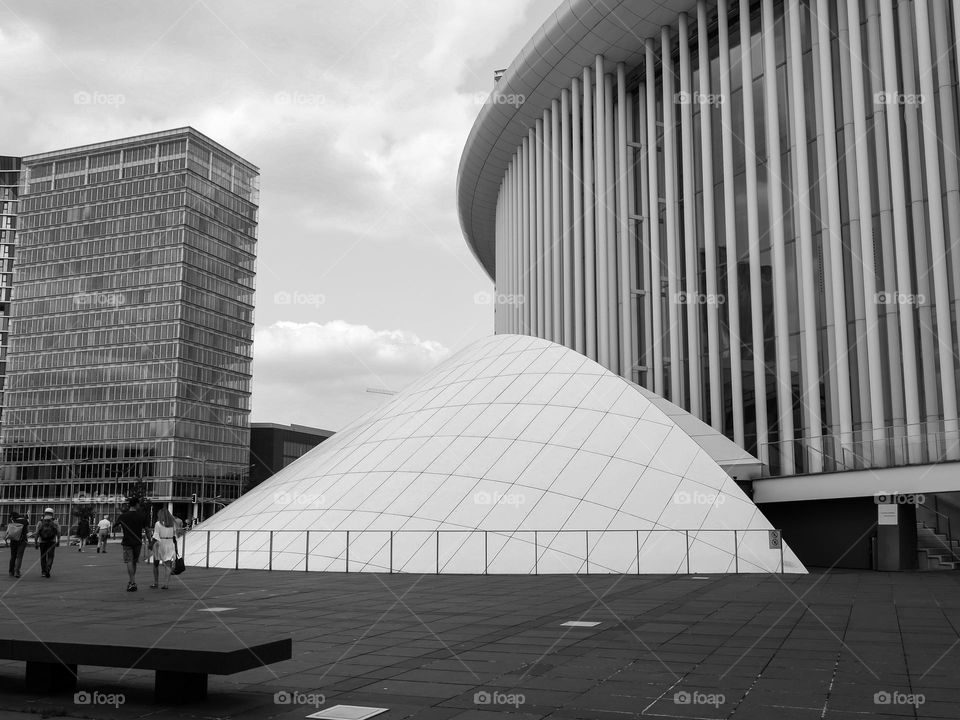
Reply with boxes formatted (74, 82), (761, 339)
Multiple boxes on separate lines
(0, 543), (955, 719)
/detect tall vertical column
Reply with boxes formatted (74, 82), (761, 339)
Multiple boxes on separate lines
(542, 108), (554, 341)
(535, 119), (545, 338)
(814, 0), (853, 457)
(718, 0), (744, 446)
(605, 71), (620, 375)
(678, 14), (701, 416)
(594, 56), (611, 370)
(916, 0), (960, 459)
(561, 89), (574, 348)
(934, 3), (960, 382)
(933, 2), (960, 458)
(867, 0), (903, 461)
(646, 40), (663, 397)
(740, 0), (769, 466)
(878, 0), (922, 463)
(627, 82), (656, 392)
(786, 0), (822, 472)
(846, 0), (887, 465)
(762, 0), (795, 475)
(521, 138), (530, 334)
(617, 64), (634, 381)
(572, 76), (586, 355)
(697, 1), (722, 430)
(583, 67), (598, 360)
(897, 0), (938, 454)
(662, 27), (683, 406)
(527, 131), (537, 336)
(551, 100), (563, 342)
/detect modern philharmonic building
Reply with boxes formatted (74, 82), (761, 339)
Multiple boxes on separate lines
(457, 0), (960, 567)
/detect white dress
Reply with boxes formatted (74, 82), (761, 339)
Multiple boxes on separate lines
(153, 522), (176, 563)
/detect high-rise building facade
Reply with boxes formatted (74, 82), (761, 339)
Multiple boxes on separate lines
(0, 157), (20, 440)
(0, 128), (258, 522)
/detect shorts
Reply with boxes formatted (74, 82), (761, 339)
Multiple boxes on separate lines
(122, 544), (141, 563)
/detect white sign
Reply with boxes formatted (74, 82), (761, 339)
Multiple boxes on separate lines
(878, 504), (899, 526)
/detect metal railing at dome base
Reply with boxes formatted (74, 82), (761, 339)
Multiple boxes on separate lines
(181, 528), (791, 575)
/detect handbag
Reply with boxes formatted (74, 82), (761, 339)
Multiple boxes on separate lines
(171, 536), (186, 575)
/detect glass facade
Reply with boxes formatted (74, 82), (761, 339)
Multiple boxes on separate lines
(0, 128), (258, 521)
(482, 0), (960, 478)
(0, 157), (19, 441)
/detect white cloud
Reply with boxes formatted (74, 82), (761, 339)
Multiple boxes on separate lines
(250, 320), (450, 429)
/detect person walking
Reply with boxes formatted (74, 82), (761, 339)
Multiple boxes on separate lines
(115, 498), (151, 592)
(96, 516), (111, 553)
(34, 508), (60, 578)
(5, 512), (27, 578)
(150, 508), (177, 589)
(76, 515), (90, 553)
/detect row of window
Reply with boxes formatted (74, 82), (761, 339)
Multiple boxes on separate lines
(10, 324), (181, 353)
(20, 174), (186, 213)
(7, 380), (176, 404)
(6, 365), (178, 389)
(19, 191), (186, 229)
(8, 298), (181, 331)
(5, 400), (178, 425)
(184, 210), (256, 255)
(15, 229), (183, 265)
(8, 346), (179, 371)
(16, 247), (183, 282)
(184, 190), (256, 238)
(12, 267), (181, 301)
(17, 209), (182, 246)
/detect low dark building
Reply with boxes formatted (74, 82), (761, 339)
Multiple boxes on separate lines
(248, 423), (333, 489)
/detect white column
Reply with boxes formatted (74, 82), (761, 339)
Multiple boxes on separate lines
(933, 1), (960, 458)
(595, 56), (611, 370)
(897, 0), (938, 455)
(867, 0), (903, 462)
(542, 108), (554, 341)
(551, 99), (563, 342)
(526, 133), (536, 336)
(617, 63), (634, 381)
(605, 71), (619, 375)
(583, 67), (598, 360)
(762, 0), (795, 475)
(846, 0), (888, 465)
(786, 0), (822, 472)
(878, 0), (922, 462)
(718, 0), (744, 446)
(637, 81), (653, 390)
(740, 0), (769, 466)
(678, 14), (701, 417)
(646, 40), (663, 397)
(521, 138), (530, 334)
(697, 1), (722, 431)
(814, 0), (853, 457)
(535, 119), (545, 338)
(662, 27), (683, 406)
(561, 88), (574, 348)
(916, 0), (960, 458)
(572, 76), (586, 355)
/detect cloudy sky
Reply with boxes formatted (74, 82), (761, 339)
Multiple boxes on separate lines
(0, 0), (557, 431)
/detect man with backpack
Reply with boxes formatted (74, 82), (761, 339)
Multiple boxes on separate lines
(115, 498), (151, 592)
(6, 512), (28, 578)
(34, 508), (60, 578)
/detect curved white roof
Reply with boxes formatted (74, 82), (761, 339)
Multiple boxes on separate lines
(192, 334), (802, 574)
(457, 0), (697, 277)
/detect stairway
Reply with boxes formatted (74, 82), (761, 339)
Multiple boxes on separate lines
(916, 522), (960, 570)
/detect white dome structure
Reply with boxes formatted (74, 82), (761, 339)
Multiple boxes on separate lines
(186, 335), (804, 574)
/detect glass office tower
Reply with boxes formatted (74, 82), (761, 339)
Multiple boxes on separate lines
(0, 128), (258, 523)
(0, 157), (19, 442)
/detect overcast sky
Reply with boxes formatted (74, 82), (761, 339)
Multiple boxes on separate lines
(0, 0), (558, 431)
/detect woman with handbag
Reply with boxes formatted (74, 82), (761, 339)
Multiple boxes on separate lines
(150, 508), (177, 589)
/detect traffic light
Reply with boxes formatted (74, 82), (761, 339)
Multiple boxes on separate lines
(191, 493), (197, 504)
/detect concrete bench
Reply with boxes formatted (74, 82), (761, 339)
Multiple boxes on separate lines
(0, 622), (292, 702)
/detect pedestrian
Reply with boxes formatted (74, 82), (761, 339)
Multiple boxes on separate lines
(76, 515), (90, 553)
(34, 508), (60, 578)
(96, 515), (111, 553)
(114, 498), (151, 592)
(5, 512), (27, 578)
(150, 508), (177, 590)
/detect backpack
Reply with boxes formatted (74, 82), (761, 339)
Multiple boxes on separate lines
(37, 519), (57, 542)
(5, 523), (22, 541)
